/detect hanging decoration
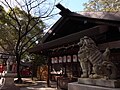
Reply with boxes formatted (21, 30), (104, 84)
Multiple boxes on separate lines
(73, 55), (77, 62)
(50, 43), (78, 52)
(59, 56), (62, 63)
(63, 56), (67, 63)
(51, 58), (54, 64)
(67, 55), (71, 62)
(54, 57), (58, 63)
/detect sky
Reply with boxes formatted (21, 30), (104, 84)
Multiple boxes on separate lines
(59, 0), (89, 12)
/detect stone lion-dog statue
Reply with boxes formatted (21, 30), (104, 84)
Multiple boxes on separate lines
(78, 36), (117, 79)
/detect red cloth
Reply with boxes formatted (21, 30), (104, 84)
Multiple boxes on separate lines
(21, 69), (30, 76)
(0, 65), (4, 73)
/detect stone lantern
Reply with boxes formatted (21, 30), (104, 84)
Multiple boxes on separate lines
(0, 54), (19, 90)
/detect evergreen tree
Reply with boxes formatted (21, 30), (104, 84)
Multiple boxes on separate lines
(84, 0), (120, 11)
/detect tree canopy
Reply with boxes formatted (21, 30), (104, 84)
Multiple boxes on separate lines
(84, 0), (120, 11)
(0, 5), (45, 55)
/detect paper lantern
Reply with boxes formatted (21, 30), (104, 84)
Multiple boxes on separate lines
(59, 56), (62, 63)
(51, 58), (54, 64)
(67, 55), (71, 62)
(54, 57), (58, 63)
(73, 55), (77, 62)
(63, 56), (66, 63)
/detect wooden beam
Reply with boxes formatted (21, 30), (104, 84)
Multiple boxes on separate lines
(98, 40), (120, 50)
(28, 25), (107, 53)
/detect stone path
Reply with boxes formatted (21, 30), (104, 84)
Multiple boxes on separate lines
(15, 78), (58, 90)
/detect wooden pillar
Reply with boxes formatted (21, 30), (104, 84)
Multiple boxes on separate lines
(47, 56), (51, 87)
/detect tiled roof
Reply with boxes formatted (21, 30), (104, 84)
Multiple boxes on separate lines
(79, 12), (120, 21)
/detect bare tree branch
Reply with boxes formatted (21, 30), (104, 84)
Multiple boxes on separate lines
(21, 36), (42, 55)
(20, 31), (42, 54)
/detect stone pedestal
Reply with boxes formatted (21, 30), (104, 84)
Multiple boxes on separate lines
(0, 73), (20, 90)
(78, 78), (120, 88)
(68, 78), (120, 90)
(68, 82), (120, 90)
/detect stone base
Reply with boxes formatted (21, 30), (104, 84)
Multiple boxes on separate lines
(0, 73), (20, 90)
(0, 85), (20, 90)
(68, 82), (120, 90)
(78, 78), (120, 88)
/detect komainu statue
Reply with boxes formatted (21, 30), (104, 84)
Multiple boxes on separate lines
(78, 36), (117, 79)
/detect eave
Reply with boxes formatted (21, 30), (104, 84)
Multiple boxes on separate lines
(28, 25), (107, 54)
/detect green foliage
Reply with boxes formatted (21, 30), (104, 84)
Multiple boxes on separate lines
(0, 5), (45, 58)
(33, 54), (47, 66)
(84, 0), (120, 11)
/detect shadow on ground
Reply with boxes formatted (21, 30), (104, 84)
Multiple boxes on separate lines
(15, 78), (57, 90)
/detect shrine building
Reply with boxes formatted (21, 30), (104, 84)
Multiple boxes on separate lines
(28, 4), (120, 89)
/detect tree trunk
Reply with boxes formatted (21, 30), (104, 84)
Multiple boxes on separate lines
(14, 54), (23, 83)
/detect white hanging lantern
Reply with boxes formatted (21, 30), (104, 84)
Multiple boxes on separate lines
(73, 55), (77, 62)
(67, 55), (71, 62)
(63, 56), (66, 63)
(51, 58), (54, 64)
(54, 57), (58, 63)
(59, 56), (62, 63)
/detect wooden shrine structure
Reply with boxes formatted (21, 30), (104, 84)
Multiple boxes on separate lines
(28, 4), (120, 89)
